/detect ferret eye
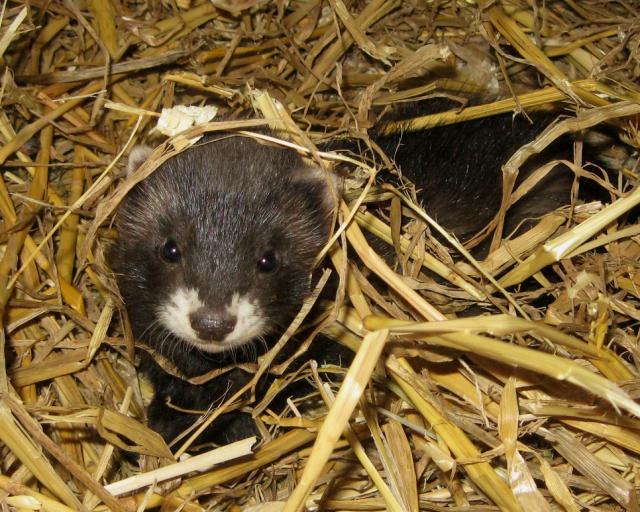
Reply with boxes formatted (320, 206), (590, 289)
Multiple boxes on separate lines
(161, 239), (181, 263)
(257, 250), (278, 273)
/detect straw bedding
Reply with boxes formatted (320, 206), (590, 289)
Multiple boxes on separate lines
(1, 1), (640, 510)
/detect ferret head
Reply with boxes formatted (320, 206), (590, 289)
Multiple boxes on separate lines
(110, 134), (334, 356)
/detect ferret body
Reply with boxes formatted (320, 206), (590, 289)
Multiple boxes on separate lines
(110, 111), (574, 445)
(371, 103), (573, 240)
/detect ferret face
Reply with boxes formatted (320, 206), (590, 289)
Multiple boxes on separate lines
(110, 135), (334, 356)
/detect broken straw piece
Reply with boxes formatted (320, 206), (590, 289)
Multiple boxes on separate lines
(155, 105), (219, 137)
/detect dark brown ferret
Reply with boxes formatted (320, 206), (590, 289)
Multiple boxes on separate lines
(111, 109), (580, 445)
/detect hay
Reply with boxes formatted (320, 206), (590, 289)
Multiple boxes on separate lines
(1, 0), (640, 511)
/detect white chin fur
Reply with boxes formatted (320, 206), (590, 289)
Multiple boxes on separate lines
(157, 288), (266, 353)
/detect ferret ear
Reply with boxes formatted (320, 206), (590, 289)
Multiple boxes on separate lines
(293, 165), (341, 213)
(127, 145), (153, 176)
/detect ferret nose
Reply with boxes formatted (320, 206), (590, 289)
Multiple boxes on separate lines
(189, 310), (236, 341)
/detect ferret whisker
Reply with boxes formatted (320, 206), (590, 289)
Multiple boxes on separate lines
(158, 331), (173, 358)
(139, 318), (162, 340)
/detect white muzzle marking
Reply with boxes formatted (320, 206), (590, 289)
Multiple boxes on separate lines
(157, 288), (266, 353)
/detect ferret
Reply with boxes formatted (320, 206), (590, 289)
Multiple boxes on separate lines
(109, 134), (335, 444)
(110, 109), (578, 446)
